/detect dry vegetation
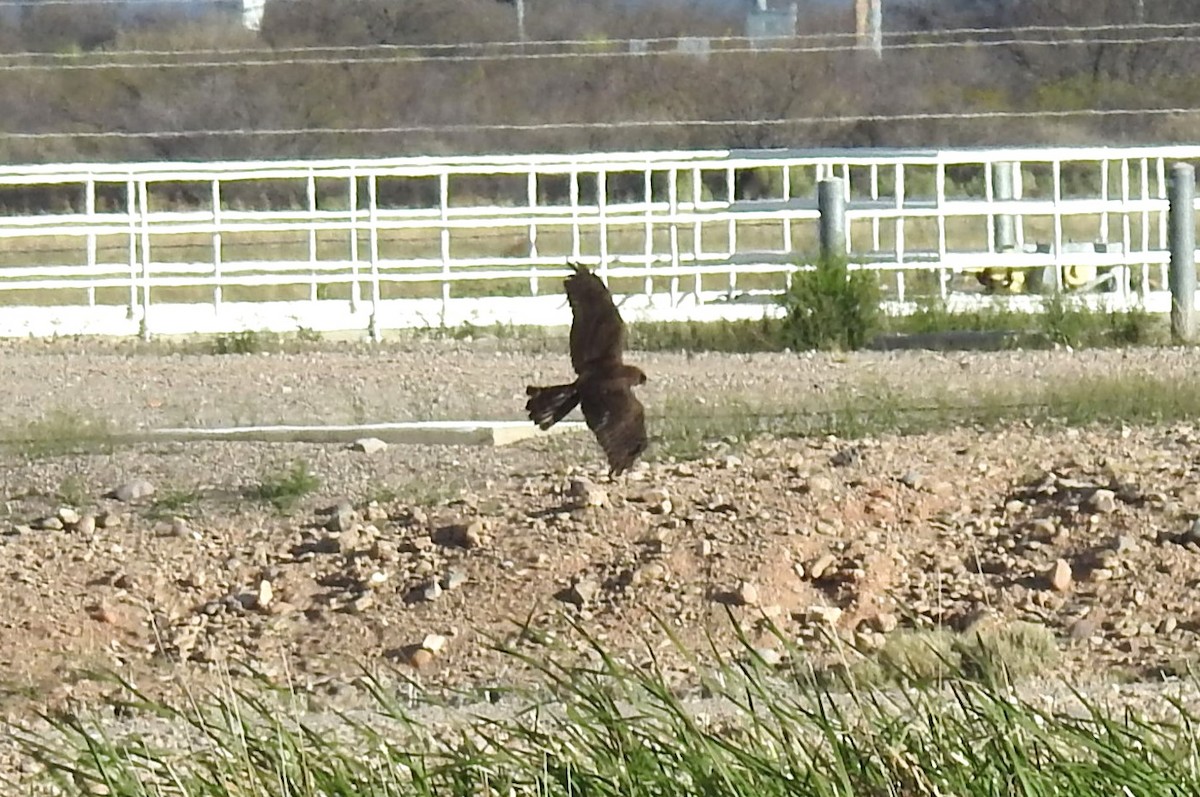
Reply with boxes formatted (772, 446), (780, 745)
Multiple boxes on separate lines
(1, 0), (1199, 163)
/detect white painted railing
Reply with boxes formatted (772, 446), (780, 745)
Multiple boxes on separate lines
(0, 145), (1197, 338)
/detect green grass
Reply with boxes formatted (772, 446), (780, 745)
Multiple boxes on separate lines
(54, 474), (91, 509)
(146, 488), (204, 520)
(828, 622), (1060, 689)
(0, 408), (118, 459)
(10, 617), (1200, 797)
(649, 371), (1200, 461)
(247, 460), (320, 513)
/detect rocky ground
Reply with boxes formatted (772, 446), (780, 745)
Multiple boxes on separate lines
(2, 336), (1200, 775)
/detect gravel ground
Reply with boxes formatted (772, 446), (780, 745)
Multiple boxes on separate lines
(2, 336), (1200, 782)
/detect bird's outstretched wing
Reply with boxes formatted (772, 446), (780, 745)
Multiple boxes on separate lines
(579, 383), (648, 476)
(564, 262), (626, 375)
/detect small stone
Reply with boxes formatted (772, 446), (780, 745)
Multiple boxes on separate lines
(459, 520), (485, 548)
(899, 471), (924, 490)
(96, 511), (121, 529)
(869, 612), (899, 633)
(567, 577), (600, 606)
(171, 517), (193, 538)
(442, 567), (468, 591)
(1068, 616), (1099, 642)
(805, 476), (835, 494)
(1085, 488), (1118, 514)
(734, 581), (760, 606)
(438, 520), (484, 549)
(408, 648), (434, 669)
(255, 580), (274, 611)
(830, 446), (860, 467)
(641, 488), (672, 515)
(1159, 616), (1178, 635)
(268, 601), (296, 616)
(634, 562), (667, 583)
(808, 553), (837, 580)
(364, 501), (389, 522)
(422, 580), (443, 601)
(421, 633), (448, 654)
(1049, 558), (1073, 592)
(74, 514), (96, 536)
(806, 605), (843, 625)
(568, 478), (608, 508)
(1004, 499), (1026, 515)
(350, 437), (388, 455)
(348, 594), (374, 614)
(57, 506), (81, 526)
(107, 479), (155, 502)
(751, 647), (783, 667)
(365, 571), (389, 589)
(33, 516), (63, 531)
(1113, 534), (1139, 554)
(325, 502), (358, 533)
(89, 605), (119, 625)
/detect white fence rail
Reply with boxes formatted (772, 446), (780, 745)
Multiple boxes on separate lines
(0, 145), (1198, 338)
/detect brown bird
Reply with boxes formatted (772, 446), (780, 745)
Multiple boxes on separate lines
(525, 262), (649, 477)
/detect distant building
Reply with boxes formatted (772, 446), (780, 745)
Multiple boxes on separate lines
(5, 0), (265, 32)
(746, 0), (798, 42)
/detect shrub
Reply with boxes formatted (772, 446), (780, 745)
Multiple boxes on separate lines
(780, 254), (881, 351)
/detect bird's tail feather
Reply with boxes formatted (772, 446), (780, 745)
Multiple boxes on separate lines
(525, 383), (580, 430)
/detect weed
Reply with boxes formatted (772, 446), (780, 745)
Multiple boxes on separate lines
(780, 254), (882, 351)
(0, 408), (117, 459)
(55, 474), (91, 508)
(248, 460), (320, 512)
(648, 372), (1200, 463)
(628, 317), (786, 353)
(147, 488), (203, 520)
(211, 330), (277, 355)
(14, 615), (1200, 797)
(295, 326), (322, 343)
(959, 619), (1060, 683)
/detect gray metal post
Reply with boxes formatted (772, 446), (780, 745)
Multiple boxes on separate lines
(1168, 162), (1196, 343)
(817, 178), (846, 260)
(992, 161), (1016, 252)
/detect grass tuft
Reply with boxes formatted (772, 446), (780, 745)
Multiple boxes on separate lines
(650, 371), (1200, 461)
(0, 408), (117, 459)
(247, 460), (320, 512)
(10, 617), (1200, 797)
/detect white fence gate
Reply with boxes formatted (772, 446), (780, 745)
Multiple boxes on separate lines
(0, 145), (1197, 339)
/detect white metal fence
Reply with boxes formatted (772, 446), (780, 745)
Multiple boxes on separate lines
(0, 145), (1197, 339)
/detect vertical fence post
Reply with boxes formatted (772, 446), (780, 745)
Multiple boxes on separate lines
(1168, 162), (1196, 343)
(817, 178), (846, 260)
(992, 161), (1016, 252)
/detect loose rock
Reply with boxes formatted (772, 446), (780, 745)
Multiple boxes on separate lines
(1049, 558), (1073, 592)
(568, 478), (608, 508)
(350, 437), (388, 455)
(107, 479), (155, 502)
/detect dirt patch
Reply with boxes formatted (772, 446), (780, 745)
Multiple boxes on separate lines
(0, 340), (1198, 718)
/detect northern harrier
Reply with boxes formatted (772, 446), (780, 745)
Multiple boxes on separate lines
(525, 262), (648, 476)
